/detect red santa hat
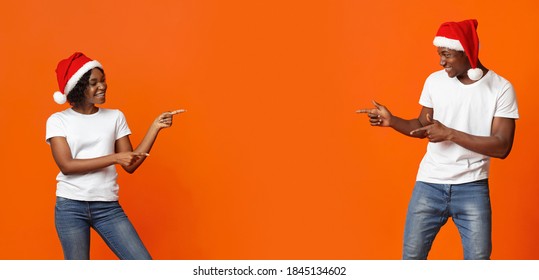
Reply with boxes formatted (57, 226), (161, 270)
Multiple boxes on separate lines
(53, 52), (103, 104)
(433, 19), (483, 81)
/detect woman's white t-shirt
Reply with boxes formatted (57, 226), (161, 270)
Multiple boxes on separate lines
(46, 108), (131, 201)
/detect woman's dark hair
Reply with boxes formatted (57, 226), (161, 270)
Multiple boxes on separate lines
(67, 67), (105, 107)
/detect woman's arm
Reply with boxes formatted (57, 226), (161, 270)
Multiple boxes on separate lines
(117, 109), (184, 174)
(49, 136), (147, 175)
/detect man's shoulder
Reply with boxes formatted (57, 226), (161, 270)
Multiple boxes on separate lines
(427, 69), (448, 79)
(423, 70), (453, 86)
(486, 70), (511, 83)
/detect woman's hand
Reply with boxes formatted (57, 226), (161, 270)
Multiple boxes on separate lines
(153, 109), (185, 129)
(114, 151), (150, 167)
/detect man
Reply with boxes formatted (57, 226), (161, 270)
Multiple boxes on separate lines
(357, 19), (519, 259)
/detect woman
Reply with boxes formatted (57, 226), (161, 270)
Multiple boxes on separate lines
(46, 52), (183, 259)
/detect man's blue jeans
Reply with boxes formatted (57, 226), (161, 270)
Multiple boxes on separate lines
(402, 179), (491, 260)
(55, 196), (152, 260)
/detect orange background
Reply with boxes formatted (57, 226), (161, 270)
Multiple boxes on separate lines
(0, 0), (538, 260)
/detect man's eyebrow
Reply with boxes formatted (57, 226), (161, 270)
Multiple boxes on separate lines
(439, 49), (453, 54)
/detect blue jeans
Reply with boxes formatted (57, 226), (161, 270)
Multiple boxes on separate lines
(402, 180), (491, 260)
(55, 196), (152, 260)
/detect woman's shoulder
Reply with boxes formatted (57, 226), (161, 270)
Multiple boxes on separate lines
(47, 108), (72, 120)
(98, 108), (128, 120)
(99, 107), (123, 115)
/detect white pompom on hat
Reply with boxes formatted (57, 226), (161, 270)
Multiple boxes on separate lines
(53, 52), (103, 104)
(433, 19), (483, 81)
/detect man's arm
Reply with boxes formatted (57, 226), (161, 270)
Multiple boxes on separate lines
(411, 116), (516, 159)
(357, 100), (432, 139)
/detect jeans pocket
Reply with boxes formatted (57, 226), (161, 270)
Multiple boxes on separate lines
(55, 196), (75, 210)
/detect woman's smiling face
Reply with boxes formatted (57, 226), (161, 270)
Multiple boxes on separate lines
(83, 68), (107, 105)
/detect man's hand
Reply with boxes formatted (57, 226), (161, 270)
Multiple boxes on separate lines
(410, 113), (452, 142)
(356, 100), (393, 127)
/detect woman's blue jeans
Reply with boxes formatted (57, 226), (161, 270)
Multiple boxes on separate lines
(55, 196), (152, 260)
(402, 179), (492, 260)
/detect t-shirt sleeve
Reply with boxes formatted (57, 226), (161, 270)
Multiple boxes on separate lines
(494, 82), (519, 119)
(418, 76), (433, 108)
(116, 110), (132, 140)
(45, 114), (65, 144)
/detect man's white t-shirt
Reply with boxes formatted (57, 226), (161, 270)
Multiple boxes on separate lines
(46, 108), (131, 201)
(416, 69), (519, 184)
